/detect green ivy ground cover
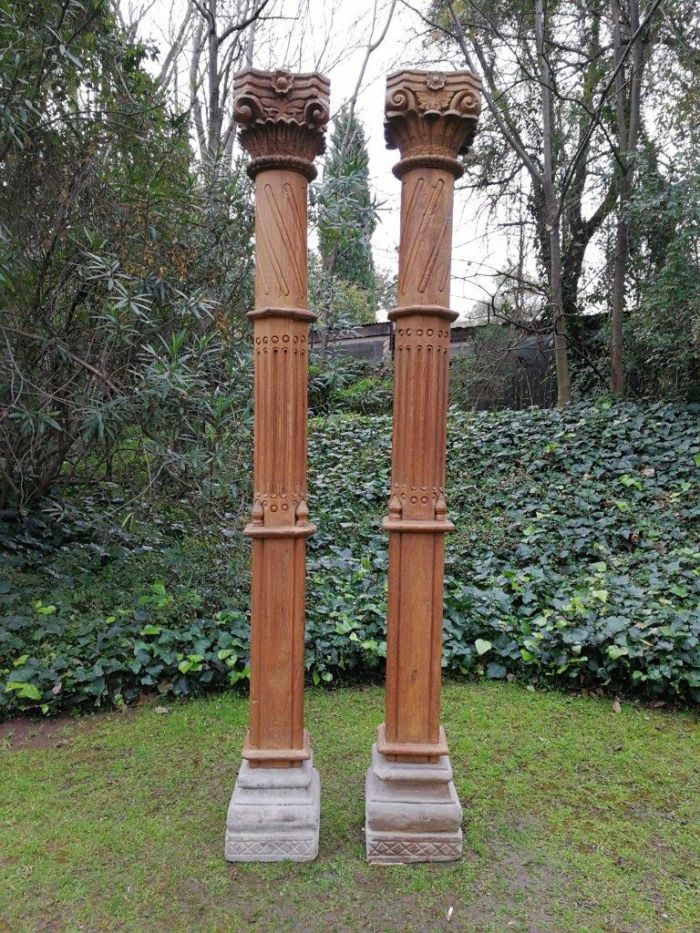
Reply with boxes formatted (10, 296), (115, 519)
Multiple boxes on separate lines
(1, 684), (698, 931)
(1, 401), (699, 717)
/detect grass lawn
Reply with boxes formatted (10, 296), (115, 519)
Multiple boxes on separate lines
(1, 682), (698, 932)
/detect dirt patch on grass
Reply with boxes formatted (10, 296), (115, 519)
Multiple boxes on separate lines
(222, 867), (468, 932)
(0, 712), (102, 750)
(457, 820), (569, 932)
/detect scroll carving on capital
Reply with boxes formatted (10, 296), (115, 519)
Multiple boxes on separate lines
(385, 70), (482, 171)
(233, 67), (330, 179)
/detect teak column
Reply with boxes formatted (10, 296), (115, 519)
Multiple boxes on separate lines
(225, 67), (329, 864)
(365, 69), (482, 865)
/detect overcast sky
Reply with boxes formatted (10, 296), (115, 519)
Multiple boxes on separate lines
(136, 0), (511, 320)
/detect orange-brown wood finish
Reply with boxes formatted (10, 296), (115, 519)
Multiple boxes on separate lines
(380, 70), (482, 764)
(233, 67), (330, 769)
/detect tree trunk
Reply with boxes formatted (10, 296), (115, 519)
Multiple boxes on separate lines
(536, 0), (571, 405)
(549, 212), (572, 406)
(610, 0), (628, 397)
(610, 213), (628, 396)
(610, 0), (644, 397)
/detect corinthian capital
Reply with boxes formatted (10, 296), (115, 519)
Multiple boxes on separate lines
(384, 70), (482, 176)
(233, 67), (330, 180)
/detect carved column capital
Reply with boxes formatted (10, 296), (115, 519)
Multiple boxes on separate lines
(233, 67), (330, 180)
(384, 70), (482, 178)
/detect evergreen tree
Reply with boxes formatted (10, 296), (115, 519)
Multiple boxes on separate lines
(316, 109), (378, 326)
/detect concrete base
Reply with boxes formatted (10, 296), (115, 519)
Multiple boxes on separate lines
(365, 744), (462, 864)
(225, 754), (320, 862)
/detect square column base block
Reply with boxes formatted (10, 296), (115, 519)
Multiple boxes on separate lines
(225, 753), (320, 862)
(365, 744), (462, 864)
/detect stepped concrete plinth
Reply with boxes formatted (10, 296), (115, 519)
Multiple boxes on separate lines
(365, 744), (462, 864)
(225, 755), (320, 862)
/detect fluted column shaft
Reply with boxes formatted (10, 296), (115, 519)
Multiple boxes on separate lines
(234, 68), (329, 768)
(380, 70), (482, 763)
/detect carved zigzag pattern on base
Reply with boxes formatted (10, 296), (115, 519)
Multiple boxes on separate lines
(368, 839), (461, 859)
(226, 837), (316, 858)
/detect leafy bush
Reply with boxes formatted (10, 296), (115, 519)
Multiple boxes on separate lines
(0, 2), (255, 507)
(0, 496), (251, 714)
(626, 148), (700, 400)
(308, 354), (392, 415)
(304, 402), (700, 701)
(331, 374), (393, 415)
(1, 401), (698, 717)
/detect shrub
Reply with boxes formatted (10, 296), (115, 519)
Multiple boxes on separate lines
(304, 402), (700, 702)
(0, 2), (255, 508)
(1, 401), (698, 717)
(625, 148), (700, 401)
(308, 354), (392, 415)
